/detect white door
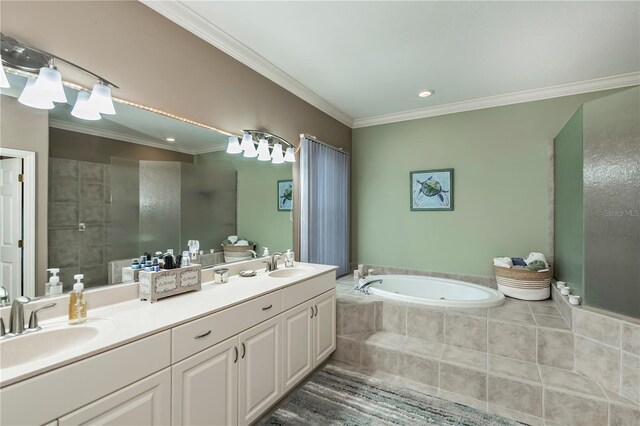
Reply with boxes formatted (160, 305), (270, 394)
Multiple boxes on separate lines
(314, 290), (336, 365)
(238, 315), (282, 425)
(58, 369), (171, 426)
(0, 157), (22, 301)
(282, 300), (314, 392)
(172, 336), (239, 426)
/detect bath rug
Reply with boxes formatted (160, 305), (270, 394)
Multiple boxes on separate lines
(258, 363), (524, 426)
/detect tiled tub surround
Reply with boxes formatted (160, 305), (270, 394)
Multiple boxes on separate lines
(333, 277), (639, 426)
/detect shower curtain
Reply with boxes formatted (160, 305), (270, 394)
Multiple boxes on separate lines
(299, 137), (350, 277)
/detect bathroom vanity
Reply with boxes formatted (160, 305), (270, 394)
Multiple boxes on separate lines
(0, 262), (337, 426)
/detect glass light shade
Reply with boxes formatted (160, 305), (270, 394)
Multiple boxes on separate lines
(88, 83), (115, 115)
(18, 78), (54, 109)
(71, 91), (101, 120)
(0, 64), (10, 89)
(271, 143), (284, 164)
(257, 138), (271, 161)
(240, 133), (253, 152)
(284, 147), (296, 163)
(242, 136), (257, 157)
(226, 136), (242, 154)
(32, 67), (67, 103)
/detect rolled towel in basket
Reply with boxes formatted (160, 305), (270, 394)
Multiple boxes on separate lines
(524, 252), (549, 268)
(493, 257), (513, 268)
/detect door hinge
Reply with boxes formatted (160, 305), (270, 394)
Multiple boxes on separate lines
(18, 174), (24, 183)
(18, 240), (24, 249)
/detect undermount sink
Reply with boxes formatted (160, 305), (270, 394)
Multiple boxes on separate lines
(0, 319), (113, 369)
(268, 267), (311, 278)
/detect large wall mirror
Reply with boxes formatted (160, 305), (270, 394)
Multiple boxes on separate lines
(1, 73), (293, 299)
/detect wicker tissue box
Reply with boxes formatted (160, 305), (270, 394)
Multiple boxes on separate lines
(139, 264), (202, 303)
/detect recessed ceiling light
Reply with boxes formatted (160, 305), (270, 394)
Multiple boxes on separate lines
(166, 137), (175, 142)
(418, 90), (435, 98)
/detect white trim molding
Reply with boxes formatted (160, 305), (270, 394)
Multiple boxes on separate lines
(352, 72), (640, 128)
(141, 0), (354, 128)
(49, 120), (227, 156)
(0, 148), (36, 298)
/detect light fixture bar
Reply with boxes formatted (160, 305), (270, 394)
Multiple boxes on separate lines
(1, 33), (118, 88)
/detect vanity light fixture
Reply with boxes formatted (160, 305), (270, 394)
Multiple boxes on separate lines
(256, 138), (271, 161)
(0, 62), (10, 88)
(1, 33), (117, 119)
(226, 136), (242, 153)
(228, 130), (297, 164)
(18, 78), (54, 109)
(418, 89), (435, 98)
(71, 91), (101, 120)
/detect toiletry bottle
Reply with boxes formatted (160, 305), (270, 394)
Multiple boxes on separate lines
(285, 249), (295, 268)
(45, 268), (63, 296)
(262, 247), (270, 257)
(69, 274), (87, 324)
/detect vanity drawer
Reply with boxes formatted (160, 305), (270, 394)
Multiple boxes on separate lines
(172, 290), (282, 362)
(282, 271), (336, 311)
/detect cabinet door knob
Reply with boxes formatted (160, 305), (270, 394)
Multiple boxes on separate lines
(194, 330), (212, 339)
(241, 342), (246, 359)
(310, 306), (314, 318)
(314, 305), (318, 316)
(262, 304), (273, 311)
(233, 346), (239, 363)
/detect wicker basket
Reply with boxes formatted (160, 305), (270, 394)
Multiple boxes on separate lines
(494, 265), (552, 300)
(222, 244), (256, 263)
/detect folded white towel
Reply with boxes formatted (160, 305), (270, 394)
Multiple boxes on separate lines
(493, 257), (513, 268)
(524, 252), (549, 268)
(235, 240), (249, 246)
(228, 235), (238, 244)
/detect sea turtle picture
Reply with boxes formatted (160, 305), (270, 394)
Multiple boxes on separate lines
(280, 184), (292, 206)
(277, 180), (293, 211)
(410, 169), (454, 211)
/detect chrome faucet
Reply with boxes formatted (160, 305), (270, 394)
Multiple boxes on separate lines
(8, 296), (30, 335)
(354, 278), (383, 295)
(263, 252), (283, 272)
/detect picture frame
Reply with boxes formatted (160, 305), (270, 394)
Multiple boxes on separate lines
(277, 179), (293, 211)
(410, 168), (454, 211)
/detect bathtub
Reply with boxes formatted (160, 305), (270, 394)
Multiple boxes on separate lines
(365, 275), (504, 308)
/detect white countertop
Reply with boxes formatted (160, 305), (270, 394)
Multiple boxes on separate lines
(0, 262), (337, 388)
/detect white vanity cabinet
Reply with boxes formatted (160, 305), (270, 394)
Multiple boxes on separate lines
(238, 315), (282, 425)
(0, 268), (337, 426)
(282, 289), (336, 392)
(171, 336), (239, 426)
(58, 369), (171, 426)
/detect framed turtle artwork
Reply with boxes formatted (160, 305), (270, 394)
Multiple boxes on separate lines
(410, 169), (454, 211)
(277, 179), (293, 211)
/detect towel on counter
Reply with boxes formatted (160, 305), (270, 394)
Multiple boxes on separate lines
(493, 257), (513, 269)
(511, 257), (527, 267)
(524, 252), (549, 268)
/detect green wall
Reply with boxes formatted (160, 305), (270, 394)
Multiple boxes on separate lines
(554, 107), (585, 296)
(196, 151), (293, 255)
(352, 91), (622, 278)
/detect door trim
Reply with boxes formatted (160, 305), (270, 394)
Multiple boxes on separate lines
(0, 148), (35, 297)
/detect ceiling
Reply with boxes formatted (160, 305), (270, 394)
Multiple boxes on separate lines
(144, 1), (640, 128)
(2, 73), (230, 155)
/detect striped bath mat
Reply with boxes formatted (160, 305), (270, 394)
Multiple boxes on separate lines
(258, 363), (524, 425)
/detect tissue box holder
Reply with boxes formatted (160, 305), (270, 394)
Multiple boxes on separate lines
(139, 264), (201, 303)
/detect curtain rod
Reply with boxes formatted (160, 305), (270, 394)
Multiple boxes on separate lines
(300, 133), (350, 156)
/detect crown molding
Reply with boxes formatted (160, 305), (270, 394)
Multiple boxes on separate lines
(48, 119), (223, 155)
(141, 0), (354, 128)
(353, 72), (640, 128)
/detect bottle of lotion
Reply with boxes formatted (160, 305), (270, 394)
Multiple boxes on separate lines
(45, 268), (63, 296)
(68, 274), (87, 324)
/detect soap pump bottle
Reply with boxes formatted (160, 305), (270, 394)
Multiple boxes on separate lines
(45, 268), (63, 296)
(69, 274), (87, 324)
(284, 249), (295, 268)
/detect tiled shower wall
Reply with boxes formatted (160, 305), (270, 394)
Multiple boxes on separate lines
(48, 158), (111, 289)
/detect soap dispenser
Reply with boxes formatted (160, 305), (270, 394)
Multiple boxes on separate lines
(69, 274), (87, 324)
(45, 268), (63, 296)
